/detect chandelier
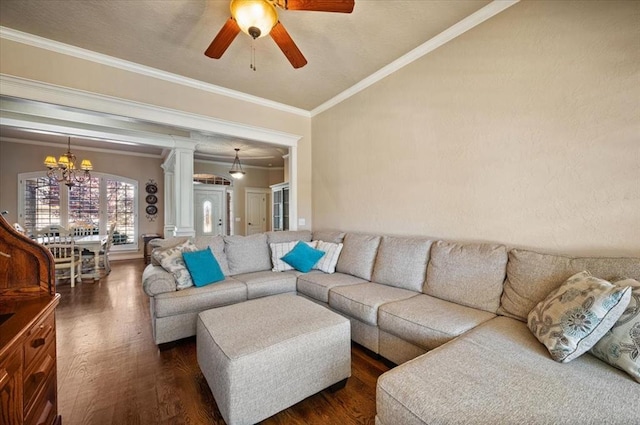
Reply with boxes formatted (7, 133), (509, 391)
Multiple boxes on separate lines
(229, 148), (246, 179)
(44, 136), (93, 187)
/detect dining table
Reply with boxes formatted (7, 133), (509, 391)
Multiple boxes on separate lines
(37, 234), (108, 281)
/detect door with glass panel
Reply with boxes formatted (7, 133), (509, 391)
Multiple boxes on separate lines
(194, 187), (225, 237)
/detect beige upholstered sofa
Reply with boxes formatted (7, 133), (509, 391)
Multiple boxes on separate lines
(142, 230), (640, 423)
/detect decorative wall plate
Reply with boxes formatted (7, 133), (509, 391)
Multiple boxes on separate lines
(145, 194), (158, 204)
(146, 181), (158, 194)
(145, 205), (158, 215)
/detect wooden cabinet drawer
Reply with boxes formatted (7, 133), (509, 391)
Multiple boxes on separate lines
(24, 370), (57, 425)
(23, 341), (56, 414)
(24, 312), (55, 370)
(0, 349), (24, 425)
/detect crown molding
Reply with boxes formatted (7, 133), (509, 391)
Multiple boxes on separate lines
(1, 136), (164, 159)
(0, 74), (302, 147)
(0, 26), (310, 118)
(310, 0), (520, 117)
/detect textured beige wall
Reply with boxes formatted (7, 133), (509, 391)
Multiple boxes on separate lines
(193, 161), (283, 235)
(0, 140), (165, 258)
(312, 1), (640, 256)
(0, 38), (313, 230)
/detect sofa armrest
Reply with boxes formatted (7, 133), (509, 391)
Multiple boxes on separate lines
(142, 264), (177, 296)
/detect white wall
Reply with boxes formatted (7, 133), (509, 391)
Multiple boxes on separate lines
(312, 1), (640, 256)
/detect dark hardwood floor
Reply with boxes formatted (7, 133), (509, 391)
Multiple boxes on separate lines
(55, 260), (390, 425)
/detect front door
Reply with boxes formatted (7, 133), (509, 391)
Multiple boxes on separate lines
(246, 191), (267, 235)
(194, 187), (225, 236)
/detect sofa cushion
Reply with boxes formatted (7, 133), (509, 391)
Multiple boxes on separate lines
(376, 316), (640, 425)
(329, 282), (417, 326)
(232, 270), (297, 299)
(424, 241), (507, 313)
(313, 241), (343, 274)
(591, 279), (640, 382)
(312, 230), (346, 244)
(528, 271), (631, 363)
(281, 241), (326, 273)
(182, 248), (225, 287)
(270, 241), (317, 272)
(336, 233), (381, 281)
(192, 235), (231, 276)
(499, 249), (640, 321)
(153, 240), (198, 290)
(265, 230), (312, 244)
(296, 272), (367, 303)
(223, 233), (271, 275)
(371, 236), (432, 292)
(149, 237), (189, 266)
(378, 294), (495, 351)
(150, 235), (230, 275)
(154, 278), (247, 317)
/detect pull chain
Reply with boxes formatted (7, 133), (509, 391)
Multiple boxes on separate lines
(250, 40), (257, 71)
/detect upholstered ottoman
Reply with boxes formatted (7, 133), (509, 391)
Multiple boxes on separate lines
(197, 293), (351, 425)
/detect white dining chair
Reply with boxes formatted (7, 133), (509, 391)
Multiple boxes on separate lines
(39, 233), (81, 287)
(81, 222), (116, 277)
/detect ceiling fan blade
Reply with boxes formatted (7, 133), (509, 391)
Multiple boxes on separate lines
(275, 0), (354, 13)
(204, 17), (241, 59)
(270, 22), (307, 69)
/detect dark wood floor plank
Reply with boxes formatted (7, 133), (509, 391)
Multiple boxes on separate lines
(55, 259), (390, 424)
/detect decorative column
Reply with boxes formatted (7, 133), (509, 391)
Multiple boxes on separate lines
(161, 154), (176, 238)
(162, 141), (196, 237)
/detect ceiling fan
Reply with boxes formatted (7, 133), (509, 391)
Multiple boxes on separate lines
(205, 0), (355, 69)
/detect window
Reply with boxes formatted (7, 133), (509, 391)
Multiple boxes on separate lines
(19, 171), (138, 250)
(23, 175), (61, 232)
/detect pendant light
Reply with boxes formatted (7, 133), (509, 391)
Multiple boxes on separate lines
(229, 148), (246, 179)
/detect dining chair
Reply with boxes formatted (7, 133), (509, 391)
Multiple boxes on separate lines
(71, 221), (96, 237)
(37, 224), (71, 237)
(101, 223), (117, 275)
(81, 222), (116, 277)
(39, 233), (81, 287)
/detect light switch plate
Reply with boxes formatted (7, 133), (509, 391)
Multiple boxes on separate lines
(235, 217), (241, 222)
(298, 218), (306, 226)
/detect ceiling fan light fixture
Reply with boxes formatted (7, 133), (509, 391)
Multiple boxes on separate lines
(229, 148), (246, 179)
(230, 0), (278, 39)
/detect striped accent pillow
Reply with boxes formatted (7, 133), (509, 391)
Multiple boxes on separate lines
(270, 241), (317, 272)
(313, 241), (344, 274)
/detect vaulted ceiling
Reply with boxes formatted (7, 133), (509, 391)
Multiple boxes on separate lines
(0, 0), (503, 164)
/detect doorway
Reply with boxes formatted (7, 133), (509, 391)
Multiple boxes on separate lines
(245, 189), (269, 235)
(194, 186), (227, 237)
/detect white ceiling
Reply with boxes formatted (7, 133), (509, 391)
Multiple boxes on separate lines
(0, 0), (498, 166)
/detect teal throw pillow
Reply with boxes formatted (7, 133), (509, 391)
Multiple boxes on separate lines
(281, 241), (325, 273)
(182, 248), (225, 287)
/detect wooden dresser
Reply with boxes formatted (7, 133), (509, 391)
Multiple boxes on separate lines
(0, 215), (61, 425)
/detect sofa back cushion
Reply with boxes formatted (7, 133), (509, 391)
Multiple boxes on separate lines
(424, 241), (507, 313)
(499, 249), (640, 321)
(193, 235), (231, 276)
(312, 230), (346, 244)
(223, 233), (271, 275)
(266, 230), (312, 244)
(149, 237), (189, 266)
(371, 236), (432, 292)
(336, 233), (381, 281)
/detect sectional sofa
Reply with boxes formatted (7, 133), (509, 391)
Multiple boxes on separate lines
(142, 230), (640, 424)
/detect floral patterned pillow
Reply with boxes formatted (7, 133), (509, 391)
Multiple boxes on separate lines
(153, 240), (198, 290)
(590, 279), (640, 382)
(528, 271), (632, 363)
